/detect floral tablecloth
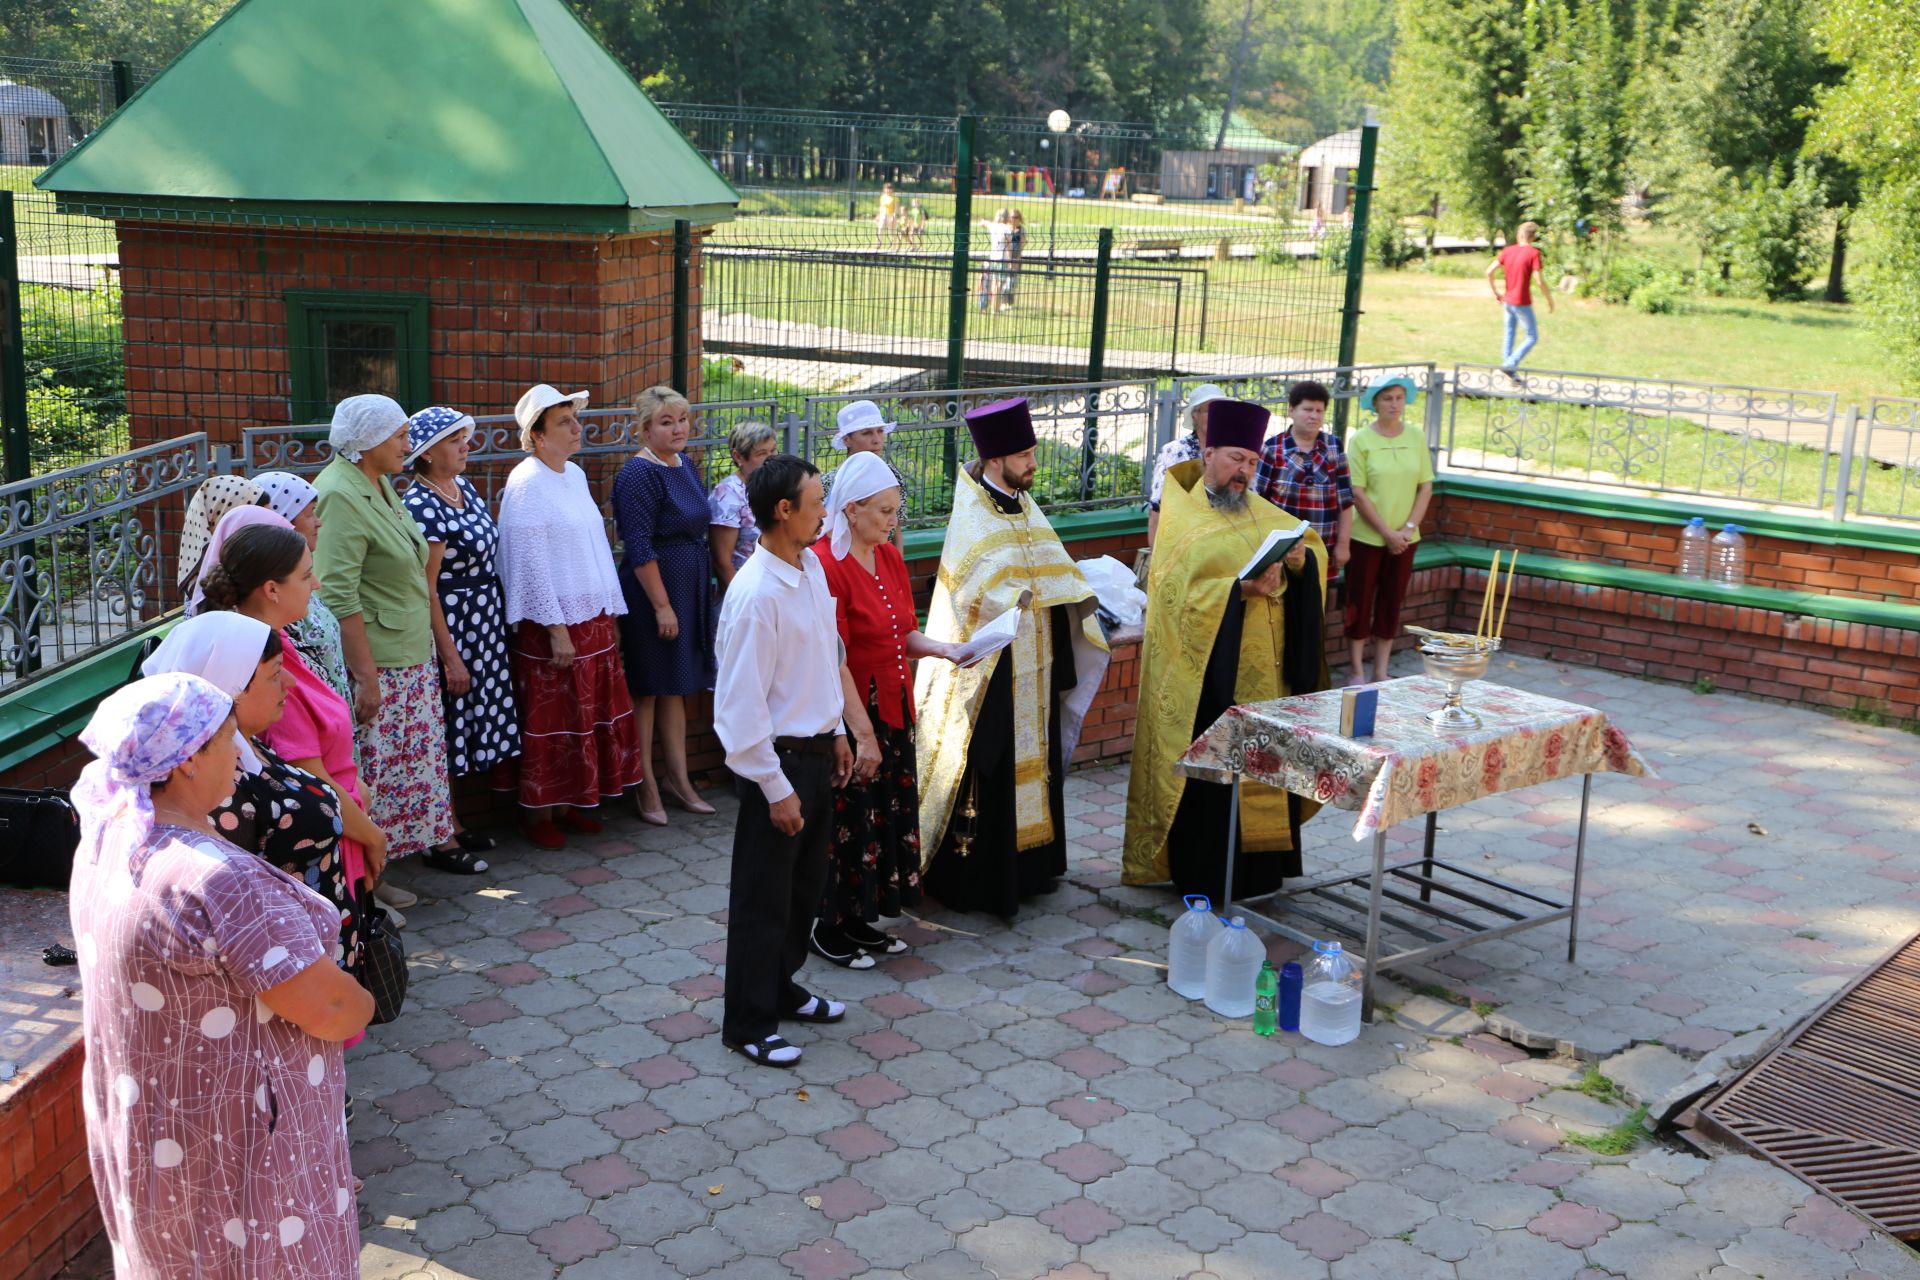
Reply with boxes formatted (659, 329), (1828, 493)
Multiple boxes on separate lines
(1175, 675), (1651, 840)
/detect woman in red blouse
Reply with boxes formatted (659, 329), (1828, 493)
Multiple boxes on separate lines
(809, 453), (963, 966)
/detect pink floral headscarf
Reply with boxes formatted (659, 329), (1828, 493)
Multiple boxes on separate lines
(74, 672), (233, 873)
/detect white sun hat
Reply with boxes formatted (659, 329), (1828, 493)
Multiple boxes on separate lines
(832, 399), (898, 448)
(514, 384), (591, 433)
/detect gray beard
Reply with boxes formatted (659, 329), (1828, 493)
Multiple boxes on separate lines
(1205, 485), (1248, 513)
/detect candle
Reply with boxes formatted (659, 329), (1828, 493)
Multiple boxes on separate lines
(1495, 547), (1517, 640)
(1476, 551), (1499, 641)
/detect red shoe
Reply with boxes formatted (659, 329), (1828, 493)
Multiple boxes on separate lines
(523, 820), (566, 850)
(556, 808), (604, 835)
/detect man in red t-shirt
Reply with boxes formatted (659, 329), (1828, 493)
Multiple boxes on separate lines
(1486, 221), (1554, 377)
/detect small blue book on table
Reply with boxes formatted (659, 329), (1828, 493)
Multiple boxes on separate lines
(1340, 685), (1379, 738)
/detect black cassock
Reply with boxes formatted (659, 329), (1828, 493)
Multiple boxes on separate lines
(1166, 551), (1327, 908)
(923, 477), (1078, 919)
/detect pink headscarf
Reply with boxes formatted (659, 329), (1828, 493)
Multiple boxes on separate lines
(186, 505), (297, 616)
(73, 672), (233, 875)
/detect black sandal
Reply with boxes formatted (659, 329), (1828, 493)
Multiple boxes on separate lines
(844, 921), (908, 955)
(455, 830), (496, 854)
(725, 1035), (802, 1067)
(785, 994), (846, 1024)
(422, 845), (489, 875)
(809, 923), (876, 970)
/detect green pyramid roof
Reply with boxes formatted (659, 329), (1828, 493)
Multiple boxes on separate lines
(37, 0), (738, 232)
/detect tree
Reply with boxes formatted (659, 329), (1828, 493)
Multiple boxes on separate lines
(1630, 0), (1841, 282)
(1382, 0), (1531, 239)
(1811, 0), (1920, 378)
(1518, 0), (1630, 250)
(0, 0), (233, 67)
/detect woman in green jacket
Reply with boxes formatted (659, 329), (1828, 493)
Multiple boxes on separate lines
(315, 394), (472, 875)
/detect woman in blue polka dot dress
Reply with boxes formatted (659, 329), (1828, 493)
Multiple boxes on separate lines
(401, 408), (522, 862)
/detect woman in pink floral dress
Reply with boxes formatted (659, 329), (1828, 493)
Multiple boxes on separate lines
(68, 672), (373, 1279)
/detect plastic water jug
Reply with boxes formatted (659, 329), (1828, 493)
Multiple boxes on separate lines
(1709, 524), (1746, 589)
(1203, 917), (1266, 1019)
(1299, 940), (1362, 1046)
(1678, 516), (1708, 580)
(1167, 895), (1223, 1000)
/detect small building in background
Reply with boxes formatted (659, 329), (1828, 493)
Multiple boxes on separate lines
(1158, 112), (1295, 203)
(0, 79), (73, 166)
(35, 0), (738, 453)
(1297, 128), (1366, 216)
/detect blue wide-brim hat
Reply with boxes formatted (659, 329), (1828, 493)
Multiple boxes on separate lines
(1360, 375), (1419, 414)
(965, 397), (1037, 459)
(403, 406), (477, 467)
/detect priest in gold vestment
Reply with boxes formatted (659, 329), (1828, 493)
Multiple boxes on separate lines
(1124, 399), (1330, 905)
(917, 398), (1110, 917)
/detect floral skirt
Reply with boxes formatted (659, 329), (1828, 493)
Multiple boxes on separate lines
(510, 615), (647, 810)
(821, 700), (923, 926)
(359, 662), (456, 859)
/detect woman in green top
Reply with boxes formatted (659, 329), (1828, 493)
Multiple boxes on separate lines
(314, 394), (467, 874)
(1345, 376), (1434, 684)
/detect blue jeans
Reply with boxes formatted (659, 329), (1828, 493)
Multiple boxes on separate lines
(1502, 303), (1539, 369)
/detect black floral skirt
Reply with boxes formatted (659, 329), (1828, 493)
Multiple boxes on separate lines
(822, 693), (924, 926)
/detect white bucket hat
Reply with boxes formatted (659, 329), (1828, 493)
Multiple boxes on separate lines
(833, 399), (897, 448)
(515, 384), (591, 433)
(1185, 383), (1227, 419)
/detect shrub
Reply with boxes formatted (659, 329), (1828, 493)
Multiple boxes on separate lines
(1725, 162), (1826, 302)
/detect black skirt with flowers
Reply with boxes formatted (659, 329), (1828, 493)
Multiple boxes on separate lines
(821, 689), (924, 926)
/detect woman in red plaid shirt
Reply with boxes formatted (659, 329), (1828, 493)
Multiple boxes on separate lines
(1254, 380), (1354, 573)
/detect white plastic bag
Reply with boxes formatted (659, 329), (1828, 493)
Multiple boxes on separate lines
(1078, 555), (1148, 627)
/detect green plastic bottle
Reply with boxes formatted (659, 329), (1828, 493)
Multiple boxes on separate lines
(1253, 960), (1278, 1036)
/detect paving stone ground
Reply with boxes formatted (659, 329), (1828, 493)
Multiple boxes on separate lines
(338, 654), (1920, 1280)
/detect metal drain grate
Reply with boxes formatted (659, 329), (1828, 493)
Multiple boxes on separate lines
(1694, 931), (1920, 1239)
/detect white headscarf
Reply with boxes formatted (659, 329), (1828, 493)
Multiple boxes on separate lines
(823, 452), (902, 560)
(329, 393), (408, 463)
(252, 471), (318, 524)
(73, 672), (233, 875)
(141, 612), (275, 775)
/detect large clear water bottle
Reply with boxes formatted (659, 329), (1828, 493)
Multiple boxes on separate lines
(1299, 940), (1363, 1046)
(1203, 916), (1266, 1018)
(1678, 516), (1709, 580)
(1709, 523), (1747, 589)
(1168, 895), (1223, 1000)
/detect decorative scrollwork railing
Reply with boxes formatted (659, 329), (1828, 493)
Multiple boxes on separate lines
(0, 434), (211, 689)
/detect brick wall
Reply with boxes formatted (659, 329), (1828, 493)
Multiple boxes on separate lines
(1433, 492), (1920, 606)
(0, 1044), (100, 1280)
(115, 221), (702, 450)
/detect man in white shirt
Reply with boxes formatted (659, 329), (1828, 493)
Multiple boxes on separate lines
(713, 454), (879, 1067)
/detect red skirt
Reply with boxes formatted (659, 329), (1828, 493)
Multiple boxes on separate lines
(509, 614), (647, 809)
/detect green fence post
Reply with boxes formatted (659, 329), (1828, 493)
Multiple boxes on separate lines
(111, 60), (135, 108)
(1080, 227), (1114, 500)
(1334, 116), (1379, 435)
(672, 219), (692, 394)
(0, 192), (30, 484)
(944, 115), (977, 480)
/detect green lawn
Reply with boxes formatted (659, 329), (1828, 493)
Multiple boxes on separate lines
(1356, 242), (1902, 406)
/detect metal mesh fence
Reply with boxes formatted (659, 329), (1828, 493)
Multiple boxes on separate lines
(0, 57), (157, 173)
(5, 190), (691, 475)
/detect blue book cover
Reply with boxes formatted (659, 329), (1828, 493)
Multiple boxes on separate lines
(1340, 686), (1379, 737)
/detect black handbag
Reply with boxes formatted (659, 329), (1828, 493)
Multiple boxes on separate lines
(353, 900), (409, 1024)
(0, 788), (81, 888)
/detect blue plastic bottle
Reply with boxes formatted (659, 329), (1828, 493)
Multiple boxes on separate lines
(1278, 961), (1303, 1032)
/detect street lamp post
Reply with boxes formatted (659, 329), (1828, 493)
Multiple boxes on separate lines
(1046, 109), (1070, 277)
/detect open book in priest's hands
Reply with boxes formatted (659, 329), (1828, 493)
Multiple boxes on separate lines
(1236, 521), (1312, 580)
(954, 589), (1033, 668)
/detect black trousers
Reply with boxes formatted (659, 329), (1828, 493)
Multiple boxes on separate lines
(722, 743), (836, 1044)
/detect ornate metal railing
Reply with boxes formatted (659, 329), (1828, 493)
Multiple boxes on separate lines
(1444, 364), (1841, 510)
(1856, 398), (1920, 522)
(1, 433), (211, 688)
(800, 380), (1159, 524)
(1170, 363), (1444, 453)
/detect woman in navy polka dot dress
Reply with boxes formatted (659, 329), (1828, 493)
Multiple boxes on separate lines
(401, 409), (522, 853)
